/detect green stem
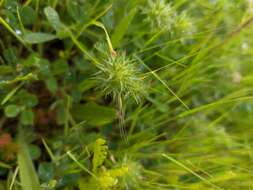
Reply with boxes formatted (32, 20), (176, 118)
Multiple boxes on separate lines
(117, 94), (128, 143)
(0, 17), (32, 52)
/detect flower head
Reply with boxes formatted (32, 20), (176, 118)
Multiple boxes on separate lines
(141, 0), (177, 32)
(95, 50), (145, 102)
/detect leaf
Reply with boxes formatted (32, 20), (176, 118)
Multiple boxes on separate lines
(44, 6), (67, 37)
(77, 79), (96, 93)
(51, 59), (69, 76)
(20, 6), (36, 26)
(18, 90), (38, 108)
(72, 102), (116, 126)
(20, 109), (34, 125)
(57, 173), (80, 188)
(4, 104), (20, 118)
(23, 54), (51, 76)
(17, 130), (42, 190)
(66, 0), (88, 22)
(92, 138), (108, 173)
(23, 32), (57, 44)
(111, 8), (136, 48)
(38, 162), (54, 182)
(56, 100), (66, 125)
(45, 77), (58, 94)
(28, 144), (41, 160)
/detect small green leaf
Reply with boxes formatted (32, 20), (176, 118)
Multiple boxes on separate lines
(22, 53), (40, 67)
(20, 109), (34, 125)
(78, 79), (96, 93)
(23, 54), (51, 76)
(24, 95), (38, 108)
(28, 145), (41, 160)
(56, 100), (66, 125)
(4, 104), (20, 118)
(66, 0), (89, 22)
(23, 32), (57, 44)
(57, 174), (80, 188)
(51, 59), (69, 76)
(72, 102), (116, 126)
(4, 0), (18, 12)
(111, 8), (136, 48)
(18, 90), (38, 108)
(38, 162), (54, 182)
(44, 6), (65, 32)
(45, 77), (58, 94)
(20, 6), (36, 26)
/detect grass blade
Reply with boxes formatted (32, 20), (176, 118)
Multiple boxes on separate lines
(134, 55), (189, 109)
(162, 154), (223, 190)
(17, 129), (42, 190)
(111, 8), (136, 48)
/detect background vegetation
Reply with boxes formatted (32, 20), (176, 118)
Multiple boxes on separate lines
(0, 0), (253, 189)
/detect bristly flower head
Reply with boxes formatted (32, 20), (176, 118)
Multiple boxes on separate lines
(95, 45), (145, 102)
(141, 0), (177, 32)
(175, 11), (195, 35)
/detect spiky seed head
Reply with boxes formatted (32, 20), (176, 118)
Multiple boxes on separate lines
(95, 52), (145, 102)
(141, 0), (177, 32)
(174, 11), (195, 35)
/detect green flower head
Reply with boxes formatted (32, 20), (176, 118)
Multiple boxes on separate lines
(95, 51), (145, 102)
(142, 0), (177, 32)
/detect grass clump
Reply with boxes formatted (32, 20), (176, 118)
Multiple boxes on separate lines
(0, 0), (253, 190)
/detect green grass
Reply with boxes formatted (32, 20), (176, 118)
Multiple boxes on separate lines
(0, 0), (253, 189)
